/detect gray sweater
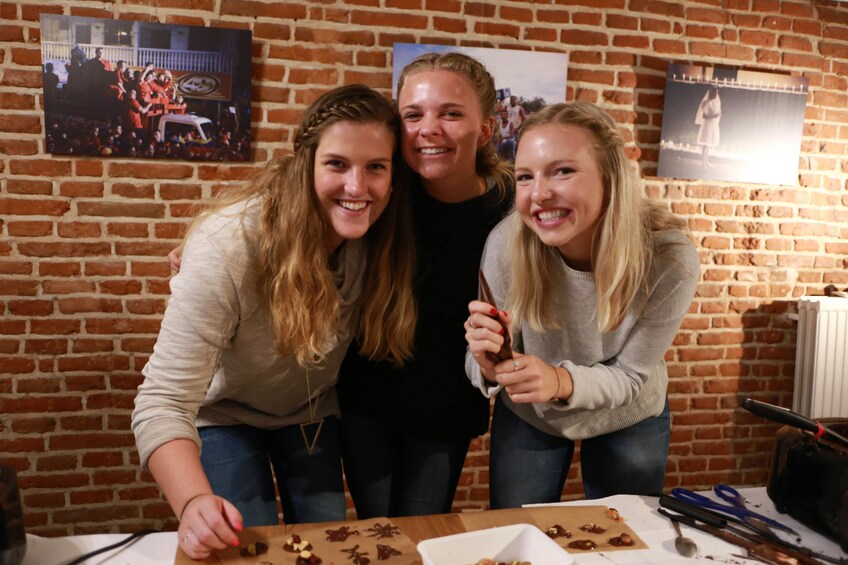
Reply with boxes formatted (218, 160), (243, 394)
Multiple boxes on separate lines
(132, 199), (366, 468)
(466, 216), (700, 440)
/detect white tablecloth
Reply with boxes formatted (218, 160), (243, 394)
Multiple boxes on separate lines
(533, 487), (843, 563)
(22, 487), (845, 564)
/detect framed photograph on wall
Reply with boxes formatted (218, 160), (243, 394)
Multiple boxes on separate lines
(392, 43), (569, 163)
(657, 64), (808, 185)
(40, 14), (252, 162)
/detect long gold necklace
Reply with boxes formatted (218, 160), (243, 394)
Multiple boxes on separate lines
(299, 368), (324, 456)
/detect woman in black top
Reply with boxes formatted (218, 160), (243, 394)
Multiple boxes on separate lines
(337, 52), (513, 518)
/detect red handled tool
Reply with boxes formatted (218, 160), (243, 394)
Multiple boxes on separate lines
(741, 398), (848, 449)
(478, 269), (513, 363)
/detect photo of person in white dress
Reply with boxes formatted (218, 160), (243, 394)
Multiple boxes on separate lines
(695, 86), (721, 168)
(657, 64), (808, 186)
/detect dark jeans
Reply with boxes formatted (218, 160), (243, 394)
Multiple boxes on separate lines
(490, 394), (670, 509)
(199, 417), (345, 526)
(340, 411), (470, 518)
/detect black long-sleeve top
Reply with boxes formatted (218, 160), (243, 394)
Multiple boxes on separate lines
(337, 180), (513, 441)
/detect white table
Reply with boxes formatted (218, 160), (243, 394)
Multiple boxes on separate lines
(22, 488), (845, 564)
(535, 487), (843, 564)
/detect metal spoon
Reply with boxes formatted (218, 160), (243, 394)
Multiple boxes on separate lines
(671, 517), (698, 557)
(658, 506), (701, 558)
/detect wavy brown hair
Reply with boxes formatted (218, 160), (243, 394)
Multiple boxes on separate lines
(397, 51), (513, 197)
(508, 101), (687, 332)
(187, 84), (416, 367)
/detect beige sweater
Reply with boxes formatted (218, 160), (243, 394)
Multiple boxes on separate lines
(132, 199), (366, 467)
(467, 217), (700, 440)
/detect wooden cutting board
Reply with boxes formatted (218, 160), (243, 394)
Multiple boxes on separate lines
(458, 506), (647, 554)
(174, 506), (646, 564)
(175, 518), (418, 565)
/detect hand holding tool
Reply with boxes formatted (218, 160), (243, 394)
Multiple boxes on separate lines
(478, 270), (513, 363)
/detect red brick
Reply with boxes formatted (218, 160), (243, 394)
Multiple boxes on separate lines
(59, 181), (104, 198)
(7, 221), (52, 237)
(7, 299), (52, 316)
(434, 16), (466, 34)
(220, 0), (306, 19)
(0, 139), (39, 156)
(106, 162), (193, 180)
(74, 160), (103, 177)
(57, 222), (101, 238)
(9, 159), (72, 176)
(18, 241), (111, 257)
(0, 198), (70, 216)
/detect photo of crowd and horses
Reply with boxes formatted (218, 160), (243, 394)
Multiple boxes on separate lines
(40, 15), (252, 162)
(392, 43), (569, 163)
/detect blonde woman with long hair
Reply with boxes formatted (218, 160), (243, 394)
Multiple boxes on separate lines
(465, 101), (699, 508)
(337, 52), (514, 518)
(133, 84), (415, 559)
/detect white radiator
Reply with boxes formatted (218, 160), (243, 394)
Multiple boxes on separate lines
(793, 296), (848, 418)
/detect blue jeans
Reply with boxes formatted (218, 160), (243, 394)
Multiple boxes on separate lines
(497, 138), (516, 162)
(340, 411), (470, 518)
(199, 418), (345, 526)
(490, 394), (670, 509)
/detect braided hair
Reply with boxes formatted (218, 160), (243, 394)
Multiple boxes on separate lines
(186, 84), (416, 367)
(258, 84), (415, 367)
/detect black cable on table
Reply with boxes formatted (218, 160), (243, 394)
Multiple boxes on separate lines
(63, 529), (160, 565)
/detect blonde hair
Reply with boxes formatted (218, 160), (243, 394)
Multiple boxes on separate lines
(508, 101), (687, 332)
(186, 84), (416, 367)
(397, 51), (513, 197)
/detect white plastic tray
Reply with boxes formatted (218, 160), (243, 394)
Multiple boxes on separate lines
(417, 523), (573, 565)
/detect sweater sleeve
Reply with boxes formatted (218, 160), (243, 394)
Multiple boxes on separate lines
(556, 233), (700, 412)
(131, 216), (244, 468)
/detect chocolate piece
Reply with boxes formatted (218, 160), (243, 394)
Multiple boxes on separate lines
(606, 507), (623, 521)
(341, 544), (371, 564)
(284, 534), (313, 553)
(365, 522), (401, 539)
(326, 525), (360, 542)
(239, 541), (269, 557)
(579, 523), (606, 534)
(545, 524), (572, 539)
(296, 550), (323, 565)
(608, 533), (635, 547)
(376, 543), (401, 560)
(568, 539), (598, 550)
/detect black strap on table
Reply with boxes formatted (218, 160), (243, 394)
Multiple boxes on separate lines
(63, 529), (159, 565)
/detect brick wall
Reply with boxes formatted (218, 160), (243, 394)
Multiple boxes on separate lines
(1, 0), (847, 536)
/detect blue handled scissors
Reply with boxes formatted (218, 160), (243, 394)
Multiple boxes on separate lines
(671, 485), (799, 536)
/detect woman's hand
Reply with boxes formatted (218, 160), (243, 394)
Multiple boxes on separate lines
(465, 300), (513, 382)
(178, 493), (243, 560)
(496, 353), (573, 404)
(168, 245), (183, 272)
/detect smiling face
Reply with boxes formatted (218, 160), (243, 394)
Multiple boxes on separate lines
(313, 121), (395, 254)
(514, 123), (606, 269)
(398, 70), (493, 201)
